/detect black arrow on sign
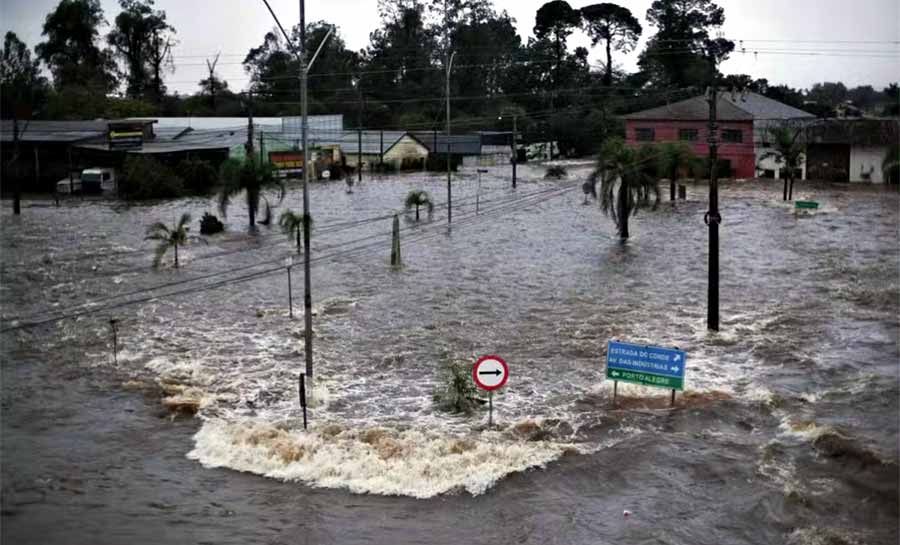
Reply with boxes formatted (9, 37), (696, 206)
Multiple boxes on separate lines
(479, 369), (502, 376)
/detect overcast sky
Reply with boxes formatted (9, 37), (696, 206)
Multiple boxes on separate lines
(2, 0), (897, 96)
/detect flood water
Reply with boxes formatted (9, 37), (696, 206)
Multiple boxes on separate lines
(2, 163), (898, 544)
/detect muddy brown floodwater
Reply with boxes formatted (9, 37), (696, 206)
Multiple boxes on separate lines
(2, 164), (898, 544)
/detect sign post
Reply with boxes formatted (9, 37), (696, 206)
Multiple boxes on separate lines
(606, 341), (686, 406)
(285, 256), (294, 318)
(472, 355), (509, 427)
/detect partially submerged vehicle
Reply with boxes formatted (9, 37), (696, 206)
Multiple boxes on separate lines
(56, 168), (116, 195)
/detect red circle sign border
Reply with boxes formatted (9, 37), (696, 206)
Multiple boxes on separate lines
(472, 355), (509, 391)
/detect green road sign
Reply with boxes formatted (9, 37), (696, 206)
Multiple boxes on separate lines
(606, 368), (684, 390)
(795, 201), (819, 209)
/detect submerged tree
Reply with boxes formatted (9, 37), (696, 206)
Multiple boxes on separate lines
(591, 138), (660, 239)
(145, 213), (205, 268)
(278, 210), (314, 254)
(404, 190), (434, 222)
(761, 126), (805, 201)
(218, 158), (284, 227)
(655, 141), (696, 201)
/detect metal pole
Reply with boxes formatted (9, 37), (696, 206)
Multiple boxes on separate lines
(613, 380), (618, 406)
(259, 130), (264, 164)
(706, 83), (720, 331)
(287, 265), (293, 318)
(512, 115), (517, 189)
(671, 389), (676, 406)
(299, 0), (314, 382)
(488, 390), (493, 427)
(246, 91), (254, 158)
(109, 318), (118, 365)
(446, 51), (455, 226)
(357, 127), (362, 181)
(299, 373), (307, 430)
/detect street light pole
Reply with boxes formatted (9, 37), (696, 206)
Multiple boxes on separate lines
(299, 0), (314, 380)
(446, 51), (456, 226)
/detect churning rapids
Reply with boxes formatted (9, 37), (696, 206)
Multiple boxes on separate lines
(1, 163), (897, 544)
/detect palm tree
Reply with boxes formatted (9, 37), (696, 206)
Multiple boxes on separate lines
(590, 138), (660, 239)
(278, 210), (314, 254)
(404, 190), (434, 222)
(761, 126), (805, 201)
(145, 213), (205, 268)
(656, 142), (695, 201)
(218, 158), (285, 227)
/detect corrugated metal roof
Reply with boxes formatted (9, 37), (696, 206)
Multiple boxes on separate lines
(805, 118), (900, 146)
(0, 120), (107, 143)
(337, 131), (407, 154)
(623, 95), (754, 121)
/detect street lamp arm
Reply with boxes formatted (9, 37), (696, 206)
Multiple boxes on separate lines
(306, 26), (334, 73)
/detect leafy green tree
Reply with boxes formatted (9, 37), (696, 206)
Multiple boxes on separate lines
(883, 83), (899, 116)
(107, 0), (175, 100)
(218, 159), (285, 227)
(656, 141), (695, 201)
(534, 0), (581, 92)
(761, 127), (805, 201)
(638, 0), (734, 88)
(36, 0), (117, 91)
(120, 155), (183, 199)
(404, 189), (434, 221)
(806, 82), (848, 109)
(278, 210), (314, 253)
(145, 213), (205, 268)
(581, 3), (642, 87)
(1, 32), (50, 215)
(591, 138), (660, 239)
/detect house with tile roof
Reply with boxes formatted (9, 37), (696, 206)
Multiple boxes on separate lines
(623, 92), (815, 180)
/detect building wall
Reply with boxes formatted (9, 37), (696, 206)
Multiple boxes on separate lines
(383, 135), (429, 169)
(624, 119), (756, 178)
(849, 145), (888, 183)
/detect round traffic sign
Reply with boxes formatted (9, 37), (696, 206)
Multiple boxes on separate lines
(472, 355), (509, 391)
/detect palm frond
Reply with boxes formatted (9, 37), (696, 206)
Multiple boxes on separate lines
(145, 222), (170, 238)
(176, 212), (192, 231)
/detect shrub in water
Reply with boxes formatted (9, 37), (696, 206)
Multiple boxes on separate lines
(545, 165), (568, 179)
(199, 212), (224, 235)
(433, 361), (483, 414)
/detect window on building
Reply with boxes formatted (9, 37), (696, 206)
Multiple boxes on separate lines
(679, 129), (698, 141)
(722, 129), (743, 143)
(635, 128), (655, 142)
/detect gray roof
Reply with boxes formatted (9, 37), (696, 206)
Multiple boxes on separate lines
(0, 120), (107, 143)
(335, 131), (409, 155)
(623, 95), (755, 121)
(412, 133), (482, 155)
(76, 141), (230, 154)
(721, 92), (815, 121)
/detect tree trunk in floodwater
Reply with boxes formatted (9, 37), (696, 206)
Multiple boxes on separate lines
(782, 177), (788, 201)
(788, 177), (794, 201)
(174, 242), (179, 268)
(415, 205), (420, 222)
(297, 229), (302, 254)
(670, 179), (676, 201)
(617, 181), (630, 239)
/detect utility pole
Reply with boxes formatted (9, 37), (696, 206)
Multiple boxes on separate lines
(299, 0), (314, 382)
(246, 91), (254, 159)
(446, 51), (456, 225)
(206, 53), (220, 112)
(511, 114), (517, 189)
(705, 83), (721, 331)
(357, 127), (362, 180)
(259, 130), (265, 164)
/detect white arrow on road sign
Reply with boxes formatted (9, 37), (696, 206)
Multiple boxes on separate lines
(673, 354), (681, 362)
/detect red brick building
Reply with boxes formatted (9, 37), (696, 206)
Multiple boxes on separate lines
(623, 95), (757, 178)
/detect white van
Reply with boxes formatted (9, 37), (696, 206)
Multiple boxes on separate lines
(56, 168), (116, 195)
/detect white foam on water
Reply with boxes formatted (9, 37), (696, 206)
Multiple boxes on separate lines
(188, 418), (575, 498)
